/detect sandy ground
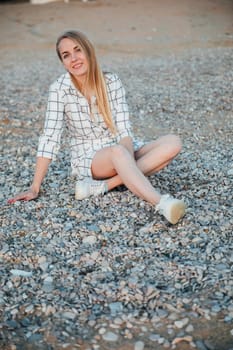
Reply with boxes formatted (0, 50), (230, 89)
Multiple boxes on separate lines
(0, 0), (233, 58)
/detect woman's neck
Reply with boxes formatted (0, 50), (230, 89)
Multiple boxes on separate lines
(70, 74), (95, 104)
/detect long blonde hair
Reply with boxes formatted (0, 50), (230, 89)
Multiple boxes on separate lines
(56, 30), (116, 133)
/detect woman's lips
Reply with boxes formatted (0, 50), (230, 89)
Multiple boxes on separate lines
(73, 62), (82, 69)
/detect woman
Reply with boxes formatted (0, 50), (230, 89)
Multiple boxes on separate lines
(8, 30), (185, 224)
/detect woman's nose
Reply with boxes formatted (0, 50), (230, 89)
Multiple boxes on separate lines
(71, 52), (77, 61)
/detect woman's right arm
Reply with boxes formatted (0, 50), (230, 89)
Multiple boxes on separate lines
(8, 82), (65, 204)
(7, 157), (51, 204)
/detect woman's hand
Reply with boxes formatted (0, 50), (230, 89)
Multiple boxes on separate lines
(7, 157), (51, 204)
(7, 187), (39, 204)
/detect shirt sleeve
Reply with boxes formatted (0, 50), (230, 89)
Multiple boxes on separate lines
(113, 75), (133, 142)
(37, 87), (64, 161)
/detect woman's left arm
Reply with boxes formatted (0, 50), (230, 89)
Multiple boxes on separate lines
(112, 75), (134, 157)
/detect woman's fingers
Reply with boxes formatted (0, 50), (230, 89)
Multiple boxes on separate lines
(7, 190), (38, 204)
(7, 194), (27, 204)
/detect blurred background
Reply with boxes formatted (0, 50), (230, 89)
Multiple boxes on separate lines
(1, 0), (233, 59)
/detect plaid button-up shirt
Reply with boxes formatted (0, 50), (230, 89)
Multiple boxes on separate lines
(37, 72), (133, 178)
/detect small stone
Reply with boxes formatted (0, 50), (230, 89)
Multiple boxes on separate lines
(10, 269), (32, 277)
(125, 329), (133, 339)
(62, 311), (76, 320)
(109, 302), (123, 315)
(38, 256), (47, 264)
(172, 336), (193, 346)
(20, 317), (31, 327)
(98, 327), (106, 335)
(64, 222), (73, 231)
(28, 333), (43, 342)
(185, 324), (194, 332)
(149, 334), (160, 342)
(134, 340), (144, 350)
(88, 320), (96, 327)
(157, 309), (168, 318)
(5, 320), (19, 329)
(82, 235), (97, 245)
(174, 318), (189, 329)
(211, 304), (221, 313)
(224, 315), (232, 323)
(42, 283), (54, 292)
(42, 276), (54, 292)
(114, 317), (124, 325)
(102, 331), (118, 342)
(158, 337), (165, 344)
(39, 262), (49, 272)
(25, 304), (34, 313)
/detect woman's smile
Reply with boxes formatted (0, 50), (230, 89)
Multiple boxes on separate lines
(72, 62), (83, 69)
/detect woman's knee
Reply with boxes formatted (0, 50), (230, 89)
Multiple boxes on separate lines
(162, 134), (182, 156)
(170, 134), (182, 152)
(110, 144), (129, 159)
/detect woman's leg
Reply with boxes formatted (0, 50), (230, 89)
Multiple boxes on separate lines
(135, 134), (182, 176)
(92, 134), (182, 202)
(77, 134), (185, 224)
(91, 144), (161, 204)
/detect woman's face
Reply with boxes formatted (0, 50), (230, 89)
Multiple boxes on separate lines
(58, 37), (89, 83)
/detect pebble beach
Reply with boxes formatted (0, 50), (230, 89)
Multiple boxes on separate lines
(0, 1), (233, 349)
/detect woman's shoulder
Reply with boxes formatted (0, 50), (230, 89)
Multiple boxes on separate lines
(104, 71), (120, 83)
(104, 72), (123, 90)
(49, 72), (72, 91)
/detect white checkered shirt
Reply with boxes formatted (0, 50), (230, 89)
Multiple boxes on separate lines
(37, 72), (134, 179)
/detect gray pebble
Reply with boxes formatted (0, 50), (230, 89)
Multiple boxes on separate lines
(10, 269), (33, 277)
(109, 302), (123, 315)
(82, 235), (97, 245)
(102, 331), (119, 342)
(149, 333), (160, 342)
(134, 341), (145, 350)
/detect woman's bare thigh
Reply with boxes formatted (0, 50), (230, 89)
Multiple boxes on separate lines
(91, 146), (117, 179)
(134, 134), (180, 160)
(92, 140), (161, 179)
(134, 140), (159, 160)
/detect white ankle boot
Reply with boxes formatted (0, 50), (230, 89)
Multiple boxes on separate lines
(75, 179), (108, 200)
(156, 194), (186, 224)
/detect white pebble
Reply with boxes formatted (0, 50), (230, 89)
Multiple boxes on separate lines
(98, 327), (106, 335)
(102, 331), (118, 342)
(186, 324), (194, 332)
(10, 269), (33, 277)
(82, 235), (97, 245)
(62, 311), (76, 320)
(134, 340), (145, 350)
(174, 318), (189, 329)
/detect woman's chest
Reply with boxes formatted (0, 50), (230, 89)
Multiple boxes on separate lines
(63, 94), (110, 136)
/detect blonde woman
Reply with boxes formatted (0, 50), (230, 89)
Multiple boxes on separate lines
(8, 30), (185, 224)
